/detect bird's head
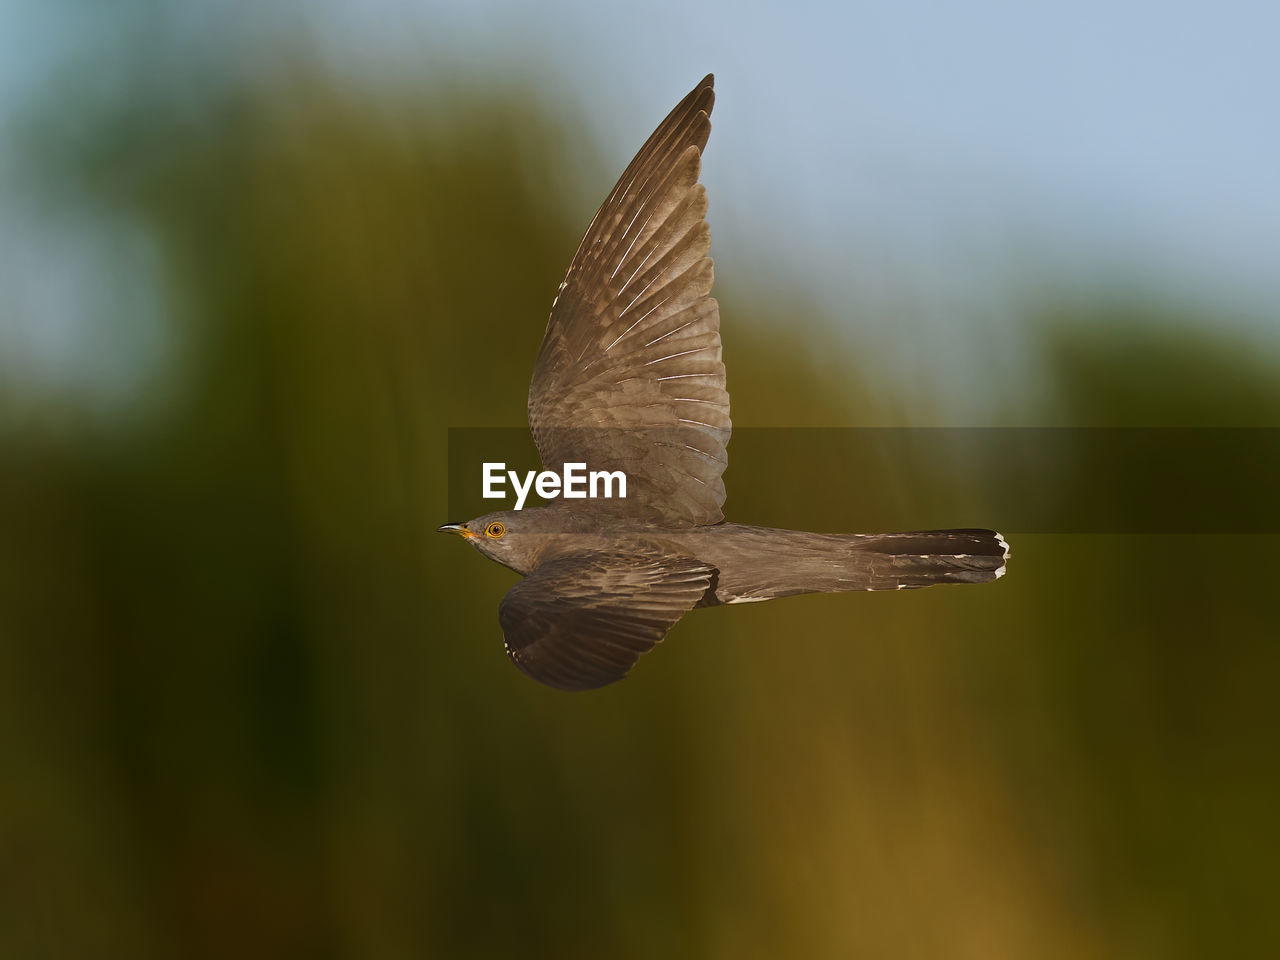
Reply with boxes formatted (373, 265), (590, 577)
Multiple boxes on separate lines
(437, 510), (535, 573)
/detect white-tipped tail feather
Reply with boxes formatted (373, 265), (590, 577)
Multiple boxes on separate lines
(704, 525), (1011, 603)
(993, 531), (1011, 579)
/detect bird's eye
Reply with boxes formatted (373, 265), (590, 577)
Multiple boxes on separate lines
(485, 521), (506, 538)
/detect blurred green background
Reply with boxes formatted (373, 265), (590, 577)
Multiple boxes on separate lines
(2, 3), (1278, 958)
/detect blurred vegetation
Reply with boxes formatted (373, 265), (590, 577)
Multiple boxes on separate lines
(2, 28), (1279, 960)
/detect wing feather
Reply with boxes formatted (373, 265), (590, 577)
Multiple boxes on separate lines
(528, 75), (730, 525)
(498, 550), (714, 691)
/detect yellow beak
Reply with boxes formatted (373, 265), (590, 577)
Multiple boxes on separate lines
(437, 522), (478, 539)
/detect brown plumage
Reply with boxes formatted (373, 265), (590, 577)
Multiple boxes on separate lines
(440, 75), (1010, 692)
(529, 74), (728, 524)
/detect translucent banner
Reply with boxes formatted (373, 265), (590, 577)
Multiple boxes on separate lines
(445, 428), (1280, 533)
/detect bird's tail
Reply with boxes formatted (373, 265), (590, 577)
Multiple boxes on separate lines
(716, 527), (1010, 602)
(847, 529), (1010, 590)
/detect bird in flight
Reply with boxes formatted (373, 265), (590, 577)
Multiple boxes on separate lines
(440, 74), (1009, 691)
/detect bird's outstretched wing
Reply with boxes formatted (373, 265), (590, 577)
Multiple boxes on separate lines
(498, 549), (714, 691)
(528, 74), (730, 525)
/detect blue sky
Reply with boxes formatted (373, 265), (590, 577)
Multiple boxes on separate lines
(405, 0), (1280, 314)
(3, 0), (1278, 415)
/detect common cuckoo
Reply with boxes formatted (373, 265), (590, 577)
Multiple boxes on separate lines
(440, 74), (1009, 691)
